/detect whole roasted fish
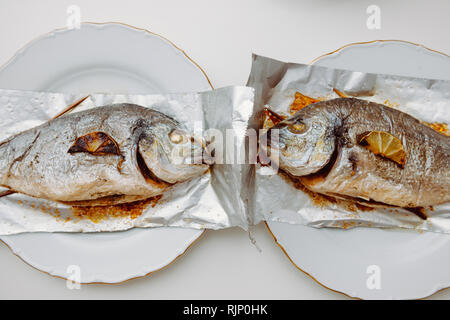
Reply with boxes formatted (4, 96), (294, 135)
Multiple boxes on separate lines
(265, 98), (450, 208)
(0, 104), (209, 206)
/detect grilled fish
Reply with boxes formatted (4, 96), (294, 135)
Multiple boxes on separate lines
(0, 104), (209, 206)
(265, 98), (450, 208)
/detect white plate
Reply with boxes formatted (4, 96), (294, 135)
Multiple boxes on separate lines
(0, 22), (212, 283)
(266, 40), (450, 299)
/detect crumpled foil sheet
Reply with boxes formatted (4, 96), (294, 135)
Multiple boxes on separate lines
(0, 86), (254, 235)
(246, 54), (450, 234)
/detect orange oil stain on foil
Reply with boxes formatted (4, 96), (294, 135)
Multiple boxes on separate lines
(16, 199), (64, 220)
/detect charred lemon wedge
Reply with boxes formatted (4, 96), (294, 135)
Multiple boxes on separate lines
(359, 131), (406, 168)
(68, 132), (120, 156)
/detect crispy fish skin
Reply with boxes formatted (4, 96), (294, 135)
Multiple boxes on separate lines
(269, 98), (450, 208)
(0, 104), (208, 206)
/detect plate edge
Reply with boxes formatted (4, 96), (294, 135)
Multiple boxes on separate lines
(0, 21), (213, 284)
(267, 40), (450, 300)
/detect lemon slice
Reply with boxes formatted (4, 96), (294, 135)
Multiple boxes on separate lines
(68, 131), (120, 156)
(359, 131), (406, 168)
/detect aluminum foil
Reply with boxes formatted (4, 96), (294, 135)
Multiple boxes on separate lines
(246, 54), (450, 234)
(0, 86), (254, 235)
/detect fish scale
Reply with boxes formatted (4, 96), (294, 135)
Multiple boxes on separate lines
(0, 104), (209, 206)
(267, 98), (450, 208)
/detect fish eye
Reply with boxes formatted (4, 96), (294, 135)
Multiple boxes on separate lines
(169, 129), (188, 144)
(287, 122), (307, 134)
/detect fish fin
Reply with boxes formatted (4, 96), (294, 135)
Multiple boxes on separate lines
(52, 95), (90, 119)
(0, 189), (16, 198)
(68, 132), (121, 156)
(61, 194), (150, 206)
(405, 207), (428, 220)
(327, 193), (428, 221)
(333, 88), (348, 98)
(423, 121), (450, 136)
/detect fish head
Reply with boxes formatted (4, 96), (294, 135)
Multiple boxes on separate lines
(264, 111), (335, 176)
(137, 120), (210, 184)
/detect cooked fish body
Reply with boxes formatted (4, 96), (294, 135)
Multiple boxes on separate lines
(0, 104), (208, 206)
(267, 98), (450, 207)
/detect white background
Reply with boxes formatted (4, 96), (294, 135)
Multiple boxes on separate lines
(0, 0), (449, 299)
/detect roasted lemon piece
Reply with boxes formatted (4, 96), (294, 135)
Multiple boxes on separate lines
(359, 131), (406, 168)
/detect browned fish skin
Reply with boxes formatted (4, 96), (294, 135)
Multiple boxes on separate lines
(273, 98), (450, 208)
(0, 104), (208, 206)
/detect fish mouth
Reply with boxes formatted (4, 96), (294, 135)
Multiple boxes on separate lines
(192, 136), (213, 165)
(199, 148), (214, 165)
(192, 137), (215, 165)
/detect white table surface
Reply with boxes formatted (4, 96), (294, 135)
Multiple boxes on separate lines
(0, 0), (449, 300)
